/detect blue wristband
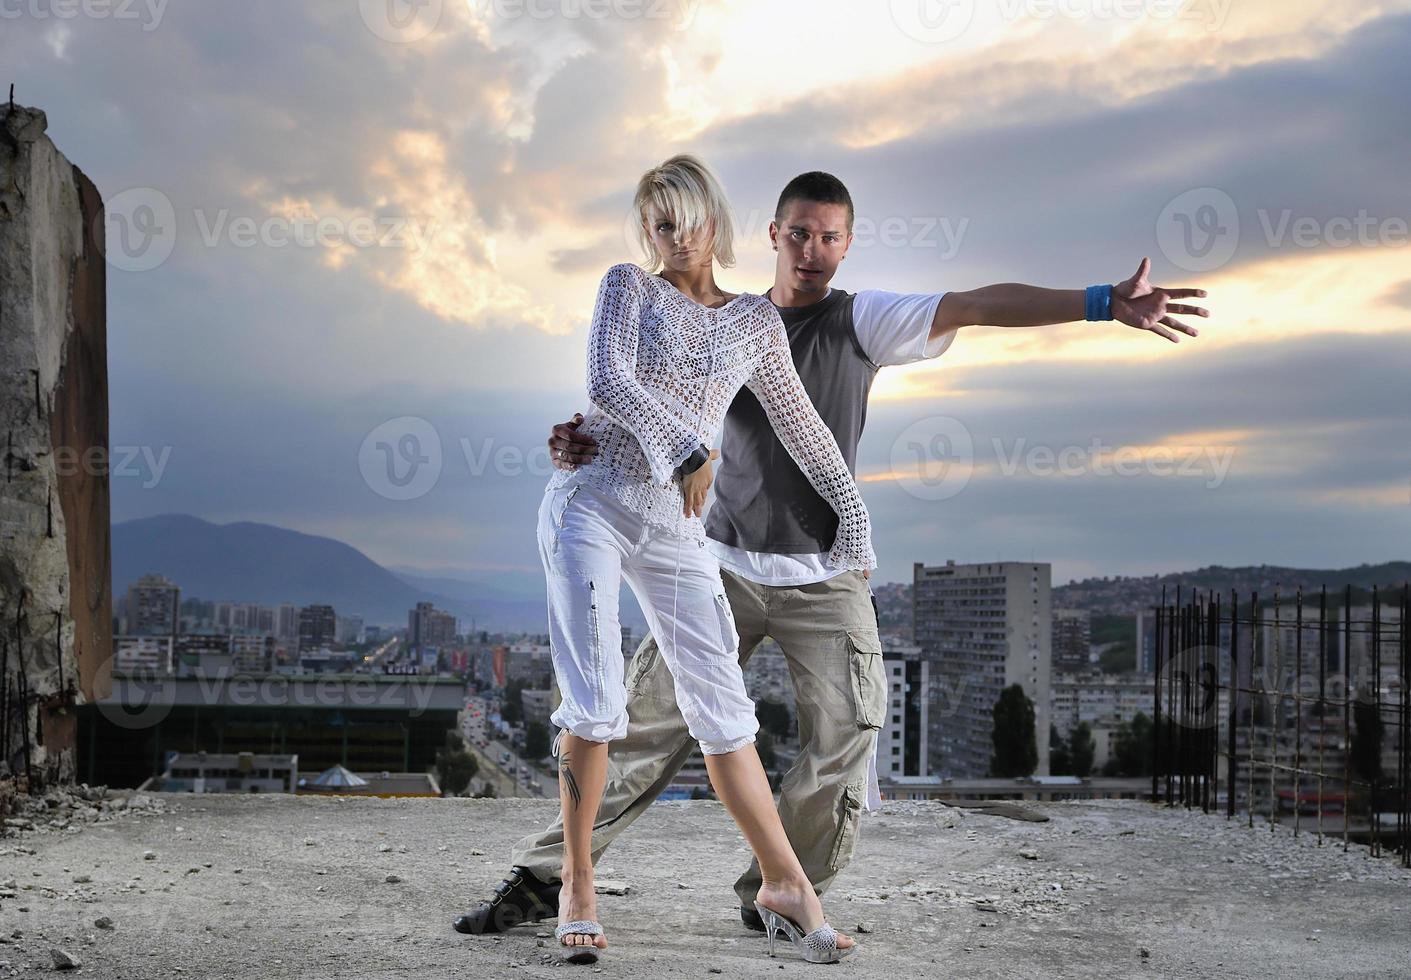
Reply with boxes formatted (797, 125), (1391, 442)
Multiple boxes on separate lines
(1085, 283), (1113, 321)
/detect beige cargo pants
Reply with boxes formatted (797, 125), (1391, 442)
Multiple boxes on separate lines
(509, 566), (887, 907)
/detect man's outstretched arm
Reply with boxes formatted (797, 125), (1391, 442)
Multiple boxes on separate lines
(931, 256), (1209, 345)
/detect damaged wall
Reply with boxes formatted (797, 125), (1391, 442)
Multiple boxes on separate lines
(1, 101), (112, 793)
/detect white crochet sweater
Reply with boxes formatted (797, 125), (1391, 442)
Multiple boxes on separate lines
(546, 262), (876, 570)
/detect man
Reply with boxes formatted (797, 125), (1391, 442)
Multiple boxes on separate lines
(454, 171), (1207, 936)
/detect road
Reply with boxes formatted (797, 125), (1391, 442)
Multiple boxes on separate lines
(459, 695), (557, 798)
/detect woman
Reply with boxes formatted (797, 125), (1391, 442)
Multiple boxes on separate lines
(538, 154), (874, 965)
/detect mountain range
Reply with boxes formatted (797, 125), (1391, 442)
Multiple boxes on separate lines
(113, 514), (1407, 632)
(111, 513), (650, 632)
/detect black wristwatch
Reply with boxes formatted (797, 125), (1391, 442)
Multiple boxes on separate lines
(676, 444), (710, 481)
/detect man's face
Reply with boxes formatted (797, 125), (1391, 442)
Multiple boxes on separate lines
(769, 200), (853, 297)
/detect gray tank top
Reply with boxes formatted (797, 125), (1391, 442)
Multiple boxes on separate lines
(704, 286), (877, 554)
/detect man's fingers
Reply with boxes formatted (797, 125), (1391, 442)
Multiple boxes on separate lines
(1152, 320), (1181, 342)
(1166, 304), (1209, 317)
(1163, 288), (1207, 299)
(554, 426), (599, 447)
(1159, 314), (1198, 336)
(550, 431), (600, 453)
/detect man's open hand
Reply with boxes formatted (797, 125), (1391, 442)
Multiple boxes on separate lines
(548, 413), (600, 470)
(1111, 257), (1209, 343)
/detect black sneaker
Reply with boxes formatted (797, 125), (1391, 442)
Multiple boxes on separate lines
(452, 866), (561, 935)
(740, 905), (766, 933)
(741, 904), (788, 936)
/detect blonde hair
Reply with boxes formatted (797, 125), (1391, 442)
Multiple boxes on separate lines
(631, 154), (736, 273)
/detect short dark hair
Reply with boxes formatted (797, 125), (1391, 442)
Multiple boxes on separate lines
(774, 171), (854, 231)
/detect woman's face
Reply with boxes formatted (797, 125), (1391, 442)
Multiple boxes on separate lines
(643, 203), (714, 274)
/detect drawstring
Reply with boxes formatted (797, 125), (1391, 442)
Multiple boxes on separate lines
(551, 726), (565, 761)
(669, 303), (715, 692)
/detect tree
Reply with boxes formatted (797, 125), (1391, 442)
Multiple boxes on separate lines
(1350, 694), (1384, 787)
(989, 684), (1038, 777)
(1070, 722), (1096, 778)
(756, 699), (792, 739)
(435, 743), (479, 796)
(501, 679), (526, 726)
(524, 722), (551, 761)
(1104, 711), (1154, 777)
(1049, 724), (1072, 775)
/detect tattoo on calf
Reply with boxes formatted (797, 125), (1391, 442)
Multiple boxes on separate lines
(560, 750), (582, 809)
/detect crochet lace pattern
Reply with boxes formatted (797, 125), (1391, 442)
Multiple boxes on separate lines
(546, 262), (876, 571)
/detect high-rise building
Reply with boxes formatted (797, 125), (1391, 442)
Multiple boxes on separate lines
(1052, 608), (1091, 671)
(1135, 607), (1159, 673)
(913, 560), (1052, 779)
(336, 614), (365, 645)
(876, 642), (930, 784)
(213, 601), (234, 630)
(298, 604), (337, 653)
(277, 603), (300, 642)
(408, 601), (456, 651)
(126, 574), (181, 637)
(230, 633), (276, 674)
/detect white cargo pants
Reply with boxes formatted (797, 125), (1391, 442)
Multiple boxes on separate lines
(536, 481), (760, 756)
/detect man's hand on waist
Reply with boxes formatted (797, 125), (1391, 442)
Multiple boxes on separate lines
(548, 412), (599, 470)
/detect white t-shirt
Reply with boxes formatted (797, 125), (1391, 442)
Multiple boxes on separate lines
(708, 287), (953, 587)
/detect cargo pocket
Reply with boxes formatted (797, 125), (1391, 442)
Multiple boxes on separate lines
(587, 577), (605, 713)
(845, 627), (886, 730)
(712, 590), (740, 655)
(549, 484), (582, 556)
(826, 779), (866, 872)
(623, 636), (659, 694)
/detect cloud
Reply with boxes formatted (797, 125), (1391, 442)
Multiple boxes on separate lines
(1381, 280), (1411, 310)
(8, 2), (1405, 604)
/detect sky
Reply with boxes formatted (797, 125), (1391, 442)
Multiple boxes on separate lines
(6, 0), (1409, 590)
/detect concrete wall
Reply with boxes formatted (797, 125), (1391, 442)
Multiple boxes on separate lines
(0, 102), (111, 792)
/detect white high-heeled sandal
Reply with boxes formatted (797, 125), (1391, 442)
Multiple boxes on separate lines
(753, 901), (855, 963)
(554, 919), (605, 965)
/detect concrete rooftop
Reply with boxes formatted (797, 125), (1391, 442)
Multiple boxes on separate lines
(1, 788), (1408, 979)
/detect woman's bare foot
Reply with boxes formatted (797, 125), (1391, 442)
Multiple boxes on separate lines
(558, 868), (608, 952)
(755, 878), (854, 951)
